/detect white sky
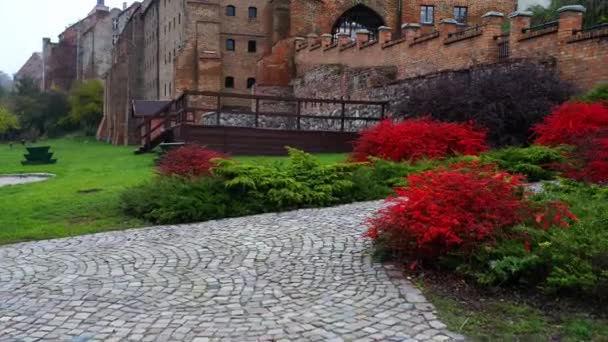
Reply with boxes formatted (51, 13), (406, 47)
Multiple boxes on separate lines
(0, 0), (137, 77)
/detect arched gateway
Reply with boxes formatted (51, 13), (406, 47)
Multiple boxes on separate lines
(331, 5), (386, 41)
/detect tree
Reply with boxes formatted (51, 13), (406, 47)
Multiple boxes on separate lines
(68, 80), (104, 135)
(0, 106), (19, 136)
(0, 71), (12, 91)
(529, 0), (608, 27)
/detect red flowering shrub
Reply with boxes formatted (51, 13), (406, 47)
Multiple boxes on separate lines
(533, 102), (608, 146)
(351, 118), (488, 162)
(533, 102), (608, 184)
(366, 162), (576, 261)
(157, 146), (227, 177)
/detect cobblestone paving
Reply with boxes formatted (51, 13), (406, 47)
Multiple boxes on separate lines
(0, 202), (463, 341)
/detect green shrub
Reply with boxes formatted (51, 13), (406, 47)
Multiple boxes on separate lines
(480, 145), (566, 182)
(456, 180), (608, 298)
(121, 148), (429, 225)
(576, 83), (608, 102)
(120, 176), (238, 224)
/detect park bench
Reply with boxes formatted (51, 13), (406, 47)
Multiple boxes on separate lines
(21, 146), (57, 165)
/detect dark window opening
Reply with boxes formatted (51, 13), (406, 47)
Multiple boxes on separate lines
(248, 40), (257, 53)
(225, 77), (235, 88)
(331, 5), (385, 42)
(226, 5), (236, 17)
(226, 39), (235, 51)
(247, 78), (256, 89)
(420, 5), (434, 24)
(248, 7), (257, 18)
(454, 6), (468, 24)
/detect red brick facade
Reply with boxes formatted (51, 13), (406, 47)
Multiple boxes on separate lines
(293, 7), (607, 93)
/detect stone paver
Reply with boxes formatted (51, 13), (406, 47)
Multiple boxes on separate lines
(0, 202), (464, 341)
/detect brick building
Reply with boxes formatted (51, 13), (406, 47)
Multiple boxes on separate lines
(99, 0), (608, 147)
(41, 1), (135, 92)
(100, 0), (518, 144)
(14, 53), (44, 89)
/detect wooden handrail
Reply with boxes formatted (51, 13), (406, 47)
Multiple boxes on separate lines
(182, 90), (389, 106)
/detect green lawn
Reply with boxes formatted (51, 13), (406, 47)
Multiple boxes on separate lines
(422, 285), (608, 341)
(0, 138), (347, 245)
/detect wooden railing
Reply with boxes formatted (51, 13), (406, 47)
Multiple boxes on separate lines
(135, 91), (389, 152)
(179, 90), (389, 132)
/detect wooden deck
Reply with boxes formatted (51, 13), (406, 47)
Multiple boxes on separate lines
(135, 91), (388, 155)
(171, 124), (360, 155)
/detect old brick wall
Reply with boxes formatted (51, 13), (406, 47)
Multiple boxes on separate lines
(142, 0), (160, 100)
(293, 8), (607, 94)
(99, 4), (144, 145)
(295, 15), (504, 80)
(401, 0), (517, 26)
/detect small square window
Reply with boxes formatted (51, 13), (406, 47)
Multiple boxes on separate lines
(248, 7), (257, 18)
(226, 5), (236, 17)
(248, 40), (257, 53)
(225, 77), (234, 88)
(226, 39), (235, 51)
(247, 78), (256, 89)
(454, 6), (468, 24)
(420, 5), (434, 24)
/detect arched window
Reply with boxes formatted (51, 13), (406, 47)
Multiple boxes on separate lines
(226, 5), (236, 17)
(248, 7), (258, 18)
(247, 78), (256, 89)
(331, 5), (385, 42)
(226, 39), (235, 51)
(225, 77), (235, 88)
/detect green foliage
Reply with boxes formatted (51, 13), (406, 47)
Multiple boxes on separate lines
(121, 148), (424, 225)
(481, 145), (566, 181)
(6, 77), (72, 137)
(0, 106), (19, 135)
(121, 176), (234, 224)
(68, 80), (104, 135)
(576, 83), (608, 102)
(457, 180), (608, 298)
(529, 0), (608, 28)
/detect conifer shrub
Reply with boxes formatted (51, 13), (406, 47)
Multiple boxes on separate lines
(351, 118), (488, 163)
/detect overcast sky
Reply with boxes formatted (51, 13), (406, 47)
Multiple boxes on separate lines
(0, 0), (136, 77)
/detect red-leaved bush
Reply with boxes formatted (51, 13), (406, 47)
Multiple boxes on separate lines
(351, 118), (488, 162)
(533, 102), (608, 183)
(157, 146), (227, 177)
(533, 102), (608, 146)
(366, 162), (577, 261)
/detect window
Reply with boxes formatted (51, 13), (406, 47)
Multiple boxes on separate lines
(164, 83), (167, 96)
(225, 77), (234, 88)
(178, 13), (181, 24)
(226, 39), (235, 51)
(247, 78), (256, 89)
(169, 82), (172, 96)
(454, 6), (468, 24)
(420, 5), (434, 24)
(248, 40), (257, 53)
(226, 5), (236, 16)
(248, 7), (257, 18)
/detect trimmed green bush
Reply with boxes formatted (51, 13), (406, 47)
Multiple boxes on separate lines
(480, 145), (567, 182)
(121, 149), (427, 225)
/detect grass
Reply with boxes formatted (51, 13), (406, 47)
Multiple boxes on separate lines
(0, 137), (347, 245)
(421, 286), (608, 341)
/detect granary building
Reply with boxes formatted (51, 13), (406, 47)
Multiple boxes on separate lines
(98, 0), (608, 149)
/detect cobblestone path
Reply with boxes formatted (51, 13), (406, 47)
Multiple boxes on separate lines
(0, 202), (463, 341)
